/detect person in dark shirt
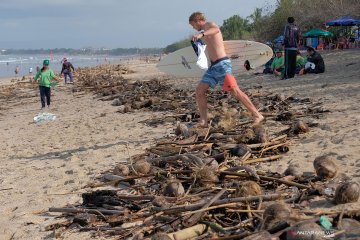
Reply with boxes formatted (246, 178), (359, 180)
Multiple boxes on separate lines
(60, 58), (75, 84)
(283, 17), (301, 79)
(304, 47), (325, 74)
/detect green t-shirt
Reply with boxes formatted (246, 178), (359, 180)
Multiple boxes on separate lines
(271, 56), (284, 70)
(34, 69), (55, 87)
(296, 56), (306, 67)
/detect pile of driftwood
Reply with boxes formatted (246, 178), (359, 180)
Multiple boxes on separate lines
(74, 64), (135, 94)
(47, 66), (360, 239)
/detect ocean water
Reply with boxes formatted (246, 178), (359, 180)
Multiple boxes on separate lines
(0, 54), (136, 78)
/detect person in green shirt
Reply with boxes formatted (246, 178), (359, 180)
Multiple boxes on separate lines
(33, 59), (60, 109)
(271, 49), (284, 77)
(295, 50), (306, 75)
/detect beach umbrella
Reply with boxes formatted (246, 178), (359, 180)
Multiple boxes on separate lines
(303, 28), (334, 38)
(326, 16), (360, 26)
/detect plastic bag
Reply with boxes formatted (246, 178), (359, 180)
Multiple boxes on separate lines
(33, 112), (56, 124)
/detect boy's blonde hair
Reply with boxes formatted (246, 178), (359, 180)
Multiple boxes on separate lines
(189, 12), (206, 23)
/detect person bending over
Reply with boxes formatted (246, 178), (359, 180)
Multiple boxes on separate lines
(188, 12), (264, 127)
(61, 58), (75, 84)
(304, 47), (325, 74)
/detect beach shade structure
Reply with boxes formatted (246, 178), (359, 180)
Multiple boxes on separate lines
(303, 28), (334, 38)
(326, 16), (360, 26)
(326, 16), (360, 40)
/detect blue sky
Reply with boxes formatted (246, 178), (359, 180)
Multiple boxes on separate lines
(0, 0), (276, 49)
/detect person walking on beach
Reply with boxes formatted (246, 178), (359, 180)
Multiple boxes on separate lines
(29, 67), (33, 76)
(33, 59), (60, 109)
(60, 58), (75, 84)
(15, 66), (20, 77)
(188, 12), (264, 127)
(283, 17), (301, 79)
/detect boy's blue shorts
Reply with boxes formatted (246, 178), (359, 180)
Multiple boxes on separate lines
(201, 58), (232, 89)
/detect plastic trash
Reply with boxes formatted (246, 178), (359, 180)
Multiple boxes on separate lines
(323, 187), (335, 196)
(33, 112), (56, 124)
(319, 215), (333, 230)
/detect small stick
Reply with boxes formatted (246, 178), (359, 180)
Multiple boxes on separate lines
(337, 206), (346, 229)
(126, 142), (138, 175)
(259, 143), (288, 157)
(204, 120), (213, 141)
(240, 151), (252, 162)
(219, 140), (285, 150)
(226, 209), (264, 213)
(269, 134), (287, 142)
(242, 155), (282, 164)
(181, 203), (237, 216)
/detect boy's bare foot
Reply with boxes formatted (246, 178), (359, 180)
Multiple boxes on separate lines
(195, 120), (208, 128)
(252, 115), (265, 126)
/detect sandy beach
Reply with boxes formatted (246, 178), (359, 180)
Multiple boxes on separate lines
(0, 49), (360, 239)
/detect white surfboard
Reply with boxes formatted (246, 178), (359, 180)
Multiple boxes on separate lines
(157, 40), (273, 78)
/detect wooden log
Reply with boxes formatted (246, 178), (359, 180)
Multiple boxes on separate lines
(183, 188), (227, 227)
(221, 171), (310, 189)
(219, 140), (285, 150)
(49, 207), (123, 215)
(161, 193), (284, 214)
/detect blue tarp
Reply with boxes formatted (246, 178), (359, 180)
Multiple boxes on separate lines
(326, 16), (360, 26)
(274, 35), (284, 43)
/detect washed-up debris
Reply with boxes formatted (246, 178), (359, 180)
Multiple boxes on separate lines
(45, 65), (360, 239)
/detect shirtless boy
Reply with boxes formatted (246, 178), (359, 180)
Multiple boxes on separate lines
(189, 12), (264, 127)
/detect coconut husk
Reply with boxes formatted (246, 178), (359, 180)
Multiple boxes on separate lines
(230, 144), (251, 158)
(235, 181), (263, 197)
(284, 163), (302, 177)
(252, 125), (268, 143)
(338, 218), (360, 229)
(175, 123), (190, 138)
(276, 111), (296, 121)
(163, 180), (185, 197)
(113, 164), (130, 176)
(194, 166), (219, 187)
(218, 107), (239, 130)
(235, 128), (256, 143)
(334, 182), (360, 204)
(291, 120), (309, 134)
(313, 155), (338, 179)
(133, 160), (151, 175)
(262, 203), (292, 230)
(337, 218), (360, 238)
(152, 196), (170, 208)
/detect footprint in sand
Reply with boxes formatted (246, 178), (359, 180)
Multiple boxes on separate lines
(330, 135), (344, 144)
